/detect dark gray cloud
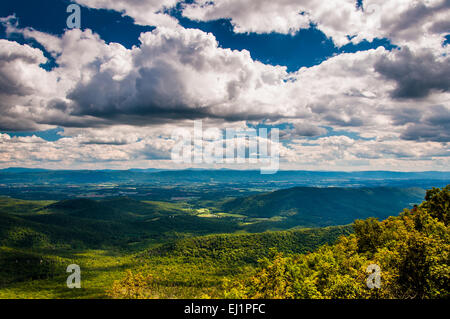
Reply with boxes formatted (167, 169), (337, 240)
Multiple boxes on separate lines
(389, 106), (422, 126)
(279, 123), (327, 140)
(428, 19), (450, 34)
(61, 62), (213, 126)
(61, 63), (287, 126)
(375, 47), (450, 99)
(323, 114), (365, 127)
(401, 123), (450, 143)
(383, 0), (450, 41)
(0, 114), (40, 131)
(400, 105), (450, 142)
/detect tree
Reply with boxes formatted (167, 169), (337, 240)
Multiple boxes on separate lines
(224, 186), (449, 299)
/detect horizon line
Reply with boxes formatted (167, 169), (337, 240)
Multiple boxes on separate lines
(1, 167), (450, 174)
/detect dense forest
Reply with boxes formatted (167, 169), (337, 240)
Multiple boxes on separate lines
(110, 186), (449, 299)
(221, 187), (425, 226)
(0, 186), (448, 299)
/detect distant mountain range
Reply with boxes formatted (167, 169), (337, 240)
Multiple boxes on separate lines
(0, 168), (449, 188)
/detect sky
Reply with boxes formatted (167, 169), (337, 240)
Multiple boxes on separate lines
(0, 0), (449, 171)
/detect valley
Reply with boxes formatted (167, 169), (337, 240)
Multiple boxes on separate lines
(0, 169), (448, 299)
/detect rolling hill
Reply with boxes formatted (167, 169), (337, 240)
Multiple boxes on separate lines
(0, 186), (428, 250)
(222, 187), (426, 227)
(149, 224), (353, 264)
(0, 185), (447, 299)
(0, 197), (242, 249)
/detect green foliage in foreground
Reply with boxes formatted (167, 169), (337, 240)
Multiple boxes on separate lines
(223, 186), (450, 299)
(0, 224), (350, 298)
(106, 225), (350, 299)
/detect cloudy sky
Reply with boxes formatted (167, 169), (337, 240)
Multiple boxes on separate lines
(0, 0), (449, 171)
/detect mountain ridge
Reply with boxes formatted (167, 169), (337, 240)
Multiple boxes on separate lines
(222, 186), (426, 227)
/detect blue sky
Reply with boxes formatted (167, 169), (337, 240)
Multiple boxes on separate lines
(0, 0), (448, 171)
(0, 0), (395, 73)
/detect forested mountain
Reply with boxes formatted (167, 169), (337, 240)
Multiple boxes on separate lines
(0, 197), (239, 249)
(148, 225), (353, 263)
(222, 187), (426, 227)
(0, 185), (448, 299)
(0, 186), (426, 251)
(222, 186), (450, 299)
(110, 186), (449, 299)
